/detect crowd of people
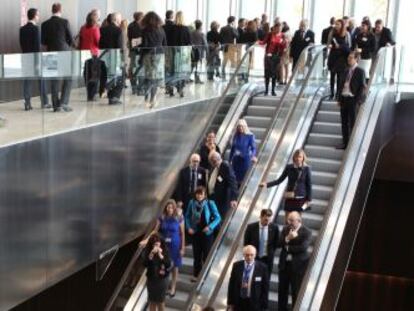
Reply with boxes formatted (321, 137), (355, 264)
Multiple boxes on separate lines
(17, 3), (396, 310)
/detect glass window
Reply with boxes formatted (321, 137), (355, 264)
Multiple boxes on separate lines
(240, 0), (266, 20)
(207, 0), (231, 28)
(396, 0), (414, 83)
(353, 0), (389, 25)
(276, 0), (304, 30)
(312, 0), (345, 43)
(177, 0), (198, 26)
(138, 0), (167, 18)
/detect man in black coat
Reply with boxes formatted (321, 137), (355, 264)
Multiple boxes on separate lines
(220, 16), (239, 80)
(290, 19), (315, 71)
(20, 8), (50, 111)
(278, 211), (312, 311)
(321, 17), (335, 45)
(336, 51), (367, 149)
(374, 19), (395, 54)
(208, 151), (238, 220)
(228, 245), (269, 311)
(128, 12), (144, 95)
(99, 12), (124, 105)
(244, 209), (279, 276)
(41, 3), (74, 112)
(175, 153), (208, 213)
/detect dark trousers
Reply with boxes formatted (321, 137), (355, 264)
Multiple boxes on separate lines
(192, 231), (213, 277)
(330, 70), (341, 99)
(51, 78), (72, 109)
(86, 81), (99, 100)
(257, 255), (273, 277)
(339, 96), (358, 146)
(278, 261), (306, 311)
(234, 298), (258, 311)
(23, 79), (49, 107)
(108, 83), (123, 101)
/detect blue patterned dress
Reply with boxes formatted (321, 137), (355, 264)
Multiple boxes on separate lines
(159, 215), (183, 267)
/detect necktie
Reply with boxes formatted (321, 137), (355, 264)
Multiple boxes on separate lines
(241, 264), (253, 298)
(259, 226), (265, 258)
(190, 169), (197, 194)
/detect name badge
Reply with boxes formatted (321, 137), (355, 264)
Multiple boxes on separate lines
(165, 237), (172, 243)
(305, 37), (310, 42)
(217, 176), (223, 182)
(235, 150), (241, 156)
(362, 37), (368, 42)
(198, 173), (202, 179)
(255, 277), (262, 282)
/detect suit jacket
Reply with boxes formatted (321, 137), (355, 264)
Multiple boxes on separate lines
(321, 26), (333, 45)
(208, 161), (238, 215)
(377, 27), (395, 50)
(175, 166), (208, 204)
(99, 23), (123, 49)
(220, 25), (239, 45)
(41, 16), (74, 51)
(228, 260), (269, 310)
(163, 20), (175, 46)
(337, 66), (367, 105)
(20, 22), (41, 53)
(244, 222), (279, 259)
(290, 29), (315, 60)
(171, 25), (191, 46)
(278, 225), (312, 272)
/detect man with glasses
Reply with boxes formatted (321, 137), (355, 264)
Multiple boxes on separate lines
(175, 153), (208, 214)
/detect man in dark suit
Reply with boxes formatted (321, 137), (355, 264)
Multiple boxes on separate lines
(99, 12), (124, 105)
(244, 209), (279, 276)
(20, 8), (50, 111)
(128, 12), (144, 95)
(374, 19), (395, 54)
(278, 211), (312, 311)
(290, 19), (315, 71)
(321, 17), (335, 45)
(228, 245), (269, 311)
(208, 151), (238, 220)
(336, 51), (367, 149)
(41, 3), (74, 112)
(220, 16), (239, 80)
(175, 153), (208, 213)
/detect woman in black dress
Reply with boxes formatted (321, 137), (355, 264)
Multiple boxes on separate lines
(143, 233), (171, 310)
(199, 131), (221, 170)
(260, 149), (312, 215)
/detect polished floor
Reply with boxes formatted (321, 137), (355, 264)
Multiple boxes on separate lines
(0, 78), (242, 147)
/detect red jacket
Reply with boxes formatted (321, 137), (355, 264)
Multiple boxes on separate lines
(79, 25), (100, 56)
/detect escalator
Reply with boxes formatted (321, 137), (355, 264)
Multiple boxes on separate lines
(183, 45), (400, 311)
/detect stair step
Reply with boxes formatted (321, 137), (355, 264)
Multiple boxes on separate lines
(165, 290), (188, 309)
(313, 184), (334, 201)
(311, 121), (342, 135)
(316, 111), (341, 123)
(320, 100), (340, 112)
(312, 171), (338, 187)
(249, 126), (267, 140)
(244, 115), (272, 128)
(305, 144), (344, 161)
(307, 133), (343, 147)
(308, 157), (342, 173)
(252, 96), (281, 107)
(247, 105), (277, 117)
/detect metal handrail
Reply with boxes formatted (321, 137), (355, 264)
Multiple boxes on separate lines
(186, 46), (326, 310)
(295, 45), (399, 310)
(104, 43), (264, 311)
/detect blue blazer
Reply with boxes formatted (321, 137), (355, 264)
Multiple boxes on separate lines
(229, 133), (257, 162)
(185, 199), (221, 235)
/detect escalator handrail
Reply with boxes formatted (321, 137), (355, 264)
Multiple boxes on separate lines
(107, 44), (265, 311)
(186, 45), (326, 310)
(295, 45), (399, 310)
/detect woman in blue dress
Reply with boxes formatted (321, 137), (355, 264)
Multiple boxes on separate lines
(141, 199), (185, 297)
(229, 119), (258, 186)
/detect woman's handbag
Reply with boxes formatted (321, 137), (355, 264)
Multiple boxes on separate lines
(283, 168), (303, 199)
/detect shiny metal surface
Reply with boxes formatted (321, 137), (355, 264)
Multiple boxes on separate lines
(296, 46), (399, 310)
(0, 97), (219, 310)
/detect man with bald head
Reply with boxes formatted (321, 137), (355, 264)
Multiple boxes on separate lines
(278, 211), (312, 311)
(208, 151), (238, 220)
(228, 245), (269, 311)
(175, 153), (208, 214)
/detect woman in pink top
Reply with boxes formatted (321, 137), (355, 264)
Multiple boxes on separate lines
(79, 12), (100, 56)
(260, 22), (287, 96)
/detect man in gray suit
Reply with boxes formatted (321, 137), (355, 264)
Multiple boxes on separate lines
(41, 3), (74, 112)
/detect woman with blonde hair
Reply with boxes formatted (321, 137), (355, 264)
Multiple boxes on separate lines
(141, 199), (185, 297)
(260, 149), (312, 213)
(229, 119), (257, 186)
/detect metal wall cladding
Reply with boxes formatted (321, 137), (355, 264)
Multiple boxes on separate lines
(0, 98), (217, 310)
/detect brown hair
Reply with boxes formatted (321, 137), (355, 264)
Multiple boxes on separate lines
(141, 11), (162, 30)
(194, 186), (207, 196)
(162, 199), (179, 218)
(335, 19), (348, 37)
(246, 20), (257, 33)
(52, 3), (62, 14)
(260, 209), (273, 217)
